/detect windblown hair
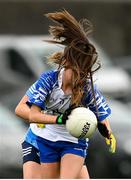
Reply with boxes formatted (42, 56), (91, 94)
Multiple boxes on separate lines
(45, 10), (101, 106)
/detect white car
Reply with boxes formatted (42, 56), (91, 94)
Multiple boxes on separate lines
(0, 35), (130, 99)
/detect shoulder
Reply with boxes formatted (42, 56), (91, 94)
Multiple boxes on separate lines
(40, 69), (58, 82)
(38, 69), (59, 90)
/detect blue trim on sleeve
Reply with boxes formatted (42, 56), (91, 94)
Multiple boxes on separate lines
(26, 89), (32, 97)
(27, 70), (58, 110)
(26, 80), (40, 98)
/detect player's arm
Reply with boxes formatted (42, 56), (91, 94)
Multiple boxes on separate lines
(29, 104), (57, 124)
(15, 94), (58, 124)
(15, 71), (52, 122)
(29, 104), (73, 125)
(98, 119), (116, 153)
(99, 118), (112, 135)
(15, 95), (46, 128)
(86, 84), (116, 153)
(15, 95), (30, 122)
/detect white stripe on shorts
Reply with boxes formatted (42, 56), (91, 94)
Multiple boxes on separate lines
(23, 147), (32, 156)
(23, 151), (32, 157)
(23, 146), (32, 151)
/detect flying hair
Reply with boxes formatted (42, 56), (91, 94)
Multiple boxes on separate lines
(44, 9), (101, 106)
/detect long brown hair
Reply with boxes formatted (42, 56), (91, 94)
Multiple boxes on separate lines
(45, 10), (101, 105)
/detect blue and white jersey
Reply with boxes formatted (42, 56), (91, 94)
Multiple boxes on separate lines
(26, 68), (111, 144)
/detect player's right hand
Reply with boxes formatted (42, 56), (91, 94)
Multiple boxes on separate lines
(56, 104), (76, 124)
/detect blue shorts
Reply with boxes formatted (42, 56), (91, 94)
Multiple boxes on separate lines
(37, 136), (88, 163)
(22, 141), (40, 164)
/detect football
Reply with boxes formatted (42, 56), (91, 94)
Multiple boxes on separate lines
(66, 107), (97, 139)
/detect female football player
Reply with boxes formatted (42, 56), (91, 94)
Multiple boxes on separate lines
(16, 9), (116, 179)
(16, 94), (89, 179)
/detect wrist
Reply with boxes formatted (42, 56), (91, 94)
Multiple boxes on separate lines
(56, 114), (63, 124)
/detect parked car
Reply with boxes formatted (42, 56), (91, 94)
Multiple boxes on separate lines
(0, 103), (27, 178)
(14, 36), (131, 100)
(0, 35), (131, 102)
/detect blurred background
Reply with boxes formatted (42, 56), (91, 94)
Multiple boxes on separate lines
(0, 0), (131, 179)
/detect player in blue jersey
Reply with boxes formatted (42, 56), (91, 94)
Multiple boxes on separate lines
(16, 93), (89, 179)
(16, 94), (89, 179)
(16, 10), (116, 179)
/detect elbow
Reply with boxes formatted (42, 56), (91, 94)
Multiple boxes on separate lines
(15, 105), (20, 117)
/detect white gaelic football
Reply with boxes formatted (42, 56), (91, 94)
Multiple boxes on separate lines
(66, 107), (97, 139)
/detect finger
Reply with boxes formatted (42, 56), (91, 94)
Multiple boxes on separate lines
(111, 137), (116, 153)
(108, 135), (116, 153)
(105, 138), (110, 145)
(109, 144), (115, 153)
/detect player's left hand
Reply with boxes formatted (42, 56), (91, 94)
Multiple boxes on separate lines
(105, 133), (116, 153)
(97, 122), (116, 153)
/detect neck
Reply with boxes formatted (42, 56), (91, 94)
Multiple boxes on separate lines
(62, 68), (73, 94)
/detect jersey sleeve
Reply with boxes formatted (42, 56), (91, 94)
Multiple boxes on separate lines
(84, 84), (111, 121)
(26, 70), (57, 110)
(26, 81), (38, 98)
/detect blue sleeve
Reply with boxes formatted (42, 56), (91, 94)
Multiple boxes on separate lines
(26, 81), (38, 98)
(27, 70), (58, 110)
(84, 84), (111, 121)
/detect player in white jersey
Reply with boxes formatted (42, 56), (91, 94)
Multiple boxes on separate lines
(15, 92), (89, 178)
(16, 10), (116, 179)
